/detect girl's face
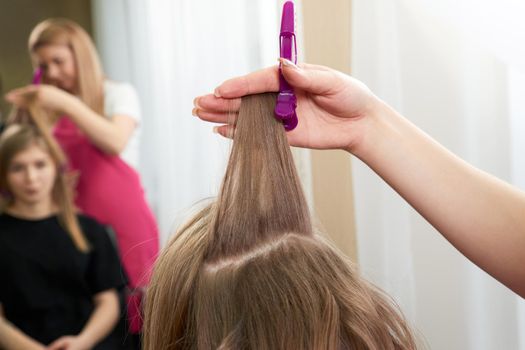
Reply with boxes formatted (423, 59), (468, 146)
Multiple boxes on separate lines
(34, 44), (77, 93)
(6, 143), (57, 207)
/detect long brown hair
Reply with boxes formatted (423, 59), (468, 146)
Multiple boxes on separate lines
(28, 18), (104, 115)
(144, 93), (417, 349)
(0, 105), (89, 252)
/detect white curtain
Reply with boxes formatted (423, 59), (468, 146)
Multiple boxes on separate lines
(91, 0), (291, 243)
(352, 0), (525, 349)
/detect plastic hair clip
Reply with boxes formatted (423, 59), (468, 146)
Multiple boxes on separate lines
(32, 68), (43, 85)
(274, 1), (298, 131)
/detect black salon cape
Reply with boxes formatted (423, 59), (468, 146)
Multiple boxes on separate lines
(0, 213), (127, 349)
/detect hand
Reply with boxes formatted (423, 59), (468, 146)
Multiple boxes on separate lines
(193, 59), (382, 153)
(47, 335), (90, 350)
(5, 84), (78, 115)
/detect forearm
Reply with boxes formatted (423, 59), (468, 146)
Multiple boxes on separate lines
(77, 290), (120, 349)
(0, 319), (45, 350)
(353, 100), (525, 297)
(64, 99), (130, 155)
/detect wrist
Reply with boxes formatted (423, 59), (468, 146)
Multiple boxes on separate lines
(62, 95), (82, 117)
(77, 332), (95, 350)
(348, 98), (398, 160)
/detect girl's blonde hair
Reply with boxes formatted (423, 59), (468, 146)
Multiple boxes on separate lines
(0, 105), (89, 252)
(144, 93), (417, 349)
(28, 18), (104, 115)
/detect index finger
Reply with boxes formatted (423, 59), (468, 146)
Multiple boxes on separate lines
(5, 85), (38, 102)
(7, 85), (38, 96)
(215, 66), (280, 99)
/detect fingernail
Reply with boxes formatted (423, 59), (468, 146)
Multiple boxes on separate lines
(214, 88), (222, 98)
(192, 108), (198, 116)
(193, 97), (201, 108)
(212, 126), (219, 134)
(280, 58), (298, 69)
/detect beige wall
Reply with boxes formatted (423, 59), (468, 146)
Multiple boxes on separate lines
(301, 0), (357, 260)
(0, 0), (92, 119)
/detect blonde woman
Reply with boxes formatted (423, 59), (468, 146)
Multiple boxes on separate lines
(194, 59), (525, 299)
(0, 108), (128, 350)
(6, 18), (159, 334)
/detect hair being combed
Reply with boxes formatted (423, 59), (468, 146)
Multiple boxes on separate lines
(144, 93), (417, 349)
(28, 18), (104, 115)
(0, 105), (89, 252)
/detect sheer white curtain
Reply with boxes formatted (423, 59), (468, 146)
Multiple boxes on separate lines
(352, 0), (525, 349)
(91, 0), (285, 243)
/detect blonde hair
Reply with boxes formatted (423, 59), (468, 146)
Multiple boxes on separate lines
(144, 93), (417, 349)
(28, 18), (104, 115)
(0, 105), (89, 252)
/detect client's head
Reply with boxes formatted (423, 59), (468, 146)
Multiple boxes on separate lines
(144, 93), (417, 349)
(0, 105), (88, 252)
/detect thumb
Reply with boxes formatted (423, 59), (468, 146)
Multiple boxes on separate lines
(280, 59), (337, 95)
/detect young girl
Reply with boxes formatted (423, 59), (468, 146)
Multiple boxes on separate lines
(6, 18), (159, 332)
(0, 107), (128, 350)
(144, 93), (418, 349)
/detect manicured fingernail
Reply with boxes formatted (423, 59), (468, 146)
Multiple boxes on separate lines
(280, 58), (298, 69)
(193, 97), (201, 108)
(212, 126), (219, 134)
(192, 108), (198, 116)
(214, 88), (222, 98)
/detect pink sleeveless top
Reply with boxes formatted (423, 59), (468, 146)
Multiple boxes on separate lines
(53, 117), (159, 333)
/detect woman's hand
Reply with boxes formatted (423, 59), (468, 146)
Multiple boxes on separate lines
(193, 59), (382, 153)
(5, 84), (78, 115)
(46, 335), (90, 350)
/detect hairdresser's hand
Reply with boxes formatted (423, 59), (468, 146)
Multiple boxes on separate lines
(5, 85), (77, 115)
(193, 60), (382, 153)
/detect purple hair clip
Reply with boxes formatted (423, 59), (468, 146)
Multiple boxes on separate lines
(32, 67), (43, 85)
(274, 1), (298, 131)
